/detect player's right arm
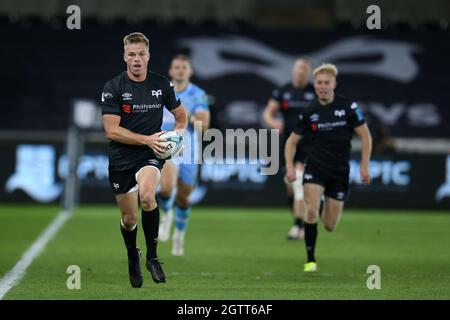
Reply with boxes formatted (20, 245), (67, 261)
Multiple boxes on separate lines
(263, 88), (284, 132)
(284, 132), (302, 182)
(263, 99), (284, 132)
(102, 114), (166, 155)
(285, 110), (309, 181)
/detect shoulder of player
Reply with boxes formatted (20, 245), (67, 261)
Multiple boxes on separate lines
(301, 99), (318, 117)
(276, 82), (292, 92)
(103, 72), (126, 94)
(146, 71), (171, 86)
(306, 97), (320, 109)
(188, 83), (207, 96)
(333, 95), (355, 109)
(108, 71), (126, 83)
(305, 82), (315, 92)
(288, 82), (314, 95)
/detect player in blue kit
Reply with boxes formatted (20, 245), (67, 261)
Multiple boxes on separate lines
(157, 55), (210, 255)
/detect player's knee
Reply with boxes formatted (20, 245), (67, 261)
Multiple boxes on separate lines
(121, 213), (137, 229)
(305, 206), (319, 223)
(175, 194), (189, 208)
(306, 205), (319, 216)
(324, 223), (336, 232)
(140, 193), (157, 211)
(159, 186), (172, 198)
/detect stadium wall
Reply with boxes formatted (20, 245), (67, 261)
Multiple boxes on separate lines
(1, 139), (449, 210)
(2, 21), (449, 210)
(2, 22), (450, 138)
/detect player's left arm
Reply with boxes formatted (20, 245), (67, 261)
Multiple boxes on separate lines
(170, 105), (188, 135)
(354, 123), (372, 184)
(164, 78), (187, 135)
(349, 102), (372, 184)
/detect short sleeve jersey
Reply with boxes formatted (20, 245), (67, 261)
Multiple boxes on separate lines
(100, 71), (181, 170)
(293, 95), (366, 171)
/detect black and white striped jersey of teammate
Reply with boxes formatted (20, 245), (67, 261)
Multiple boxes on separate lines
(100, 32), (188, 287)
(284, 63), (372, 272)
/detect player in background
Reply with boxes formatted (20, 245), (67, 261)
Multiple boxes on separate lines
(285, 63), (372, 272)
(101, 33), (187, 287)
(157, 54), (210, 256)
(263, 57), (315, 240)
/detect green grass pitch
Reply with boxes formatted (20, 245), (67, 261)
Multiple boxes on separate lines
(1, 205), (450, 299)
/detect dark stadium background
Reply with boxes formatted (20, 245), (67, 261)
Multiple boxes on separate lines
(1, 0), (449, 210)
(1, 0), (450, 303)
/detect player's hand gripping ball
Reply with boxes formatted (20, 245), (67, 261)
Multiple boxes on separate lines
(155, 131), (184, 160)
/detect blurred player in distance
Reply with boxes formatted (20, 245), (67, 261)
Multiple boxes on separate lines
(263, 57), (315, 240)
(157, 54), (210, 256)
(101, 32), (187, 287)
(285, 63), (372, 272)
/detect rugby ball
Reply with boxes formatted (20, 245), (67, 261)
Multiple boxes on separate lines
(155, 131), (184, 160)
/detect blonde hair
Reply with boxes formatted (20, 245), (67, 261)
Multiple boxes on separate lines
(313, 63), (338, 78)
(123, 32), (149, 49)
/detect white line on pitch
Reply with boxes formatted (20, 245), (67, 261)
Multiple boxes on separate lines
(0, 210), (73, 300)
